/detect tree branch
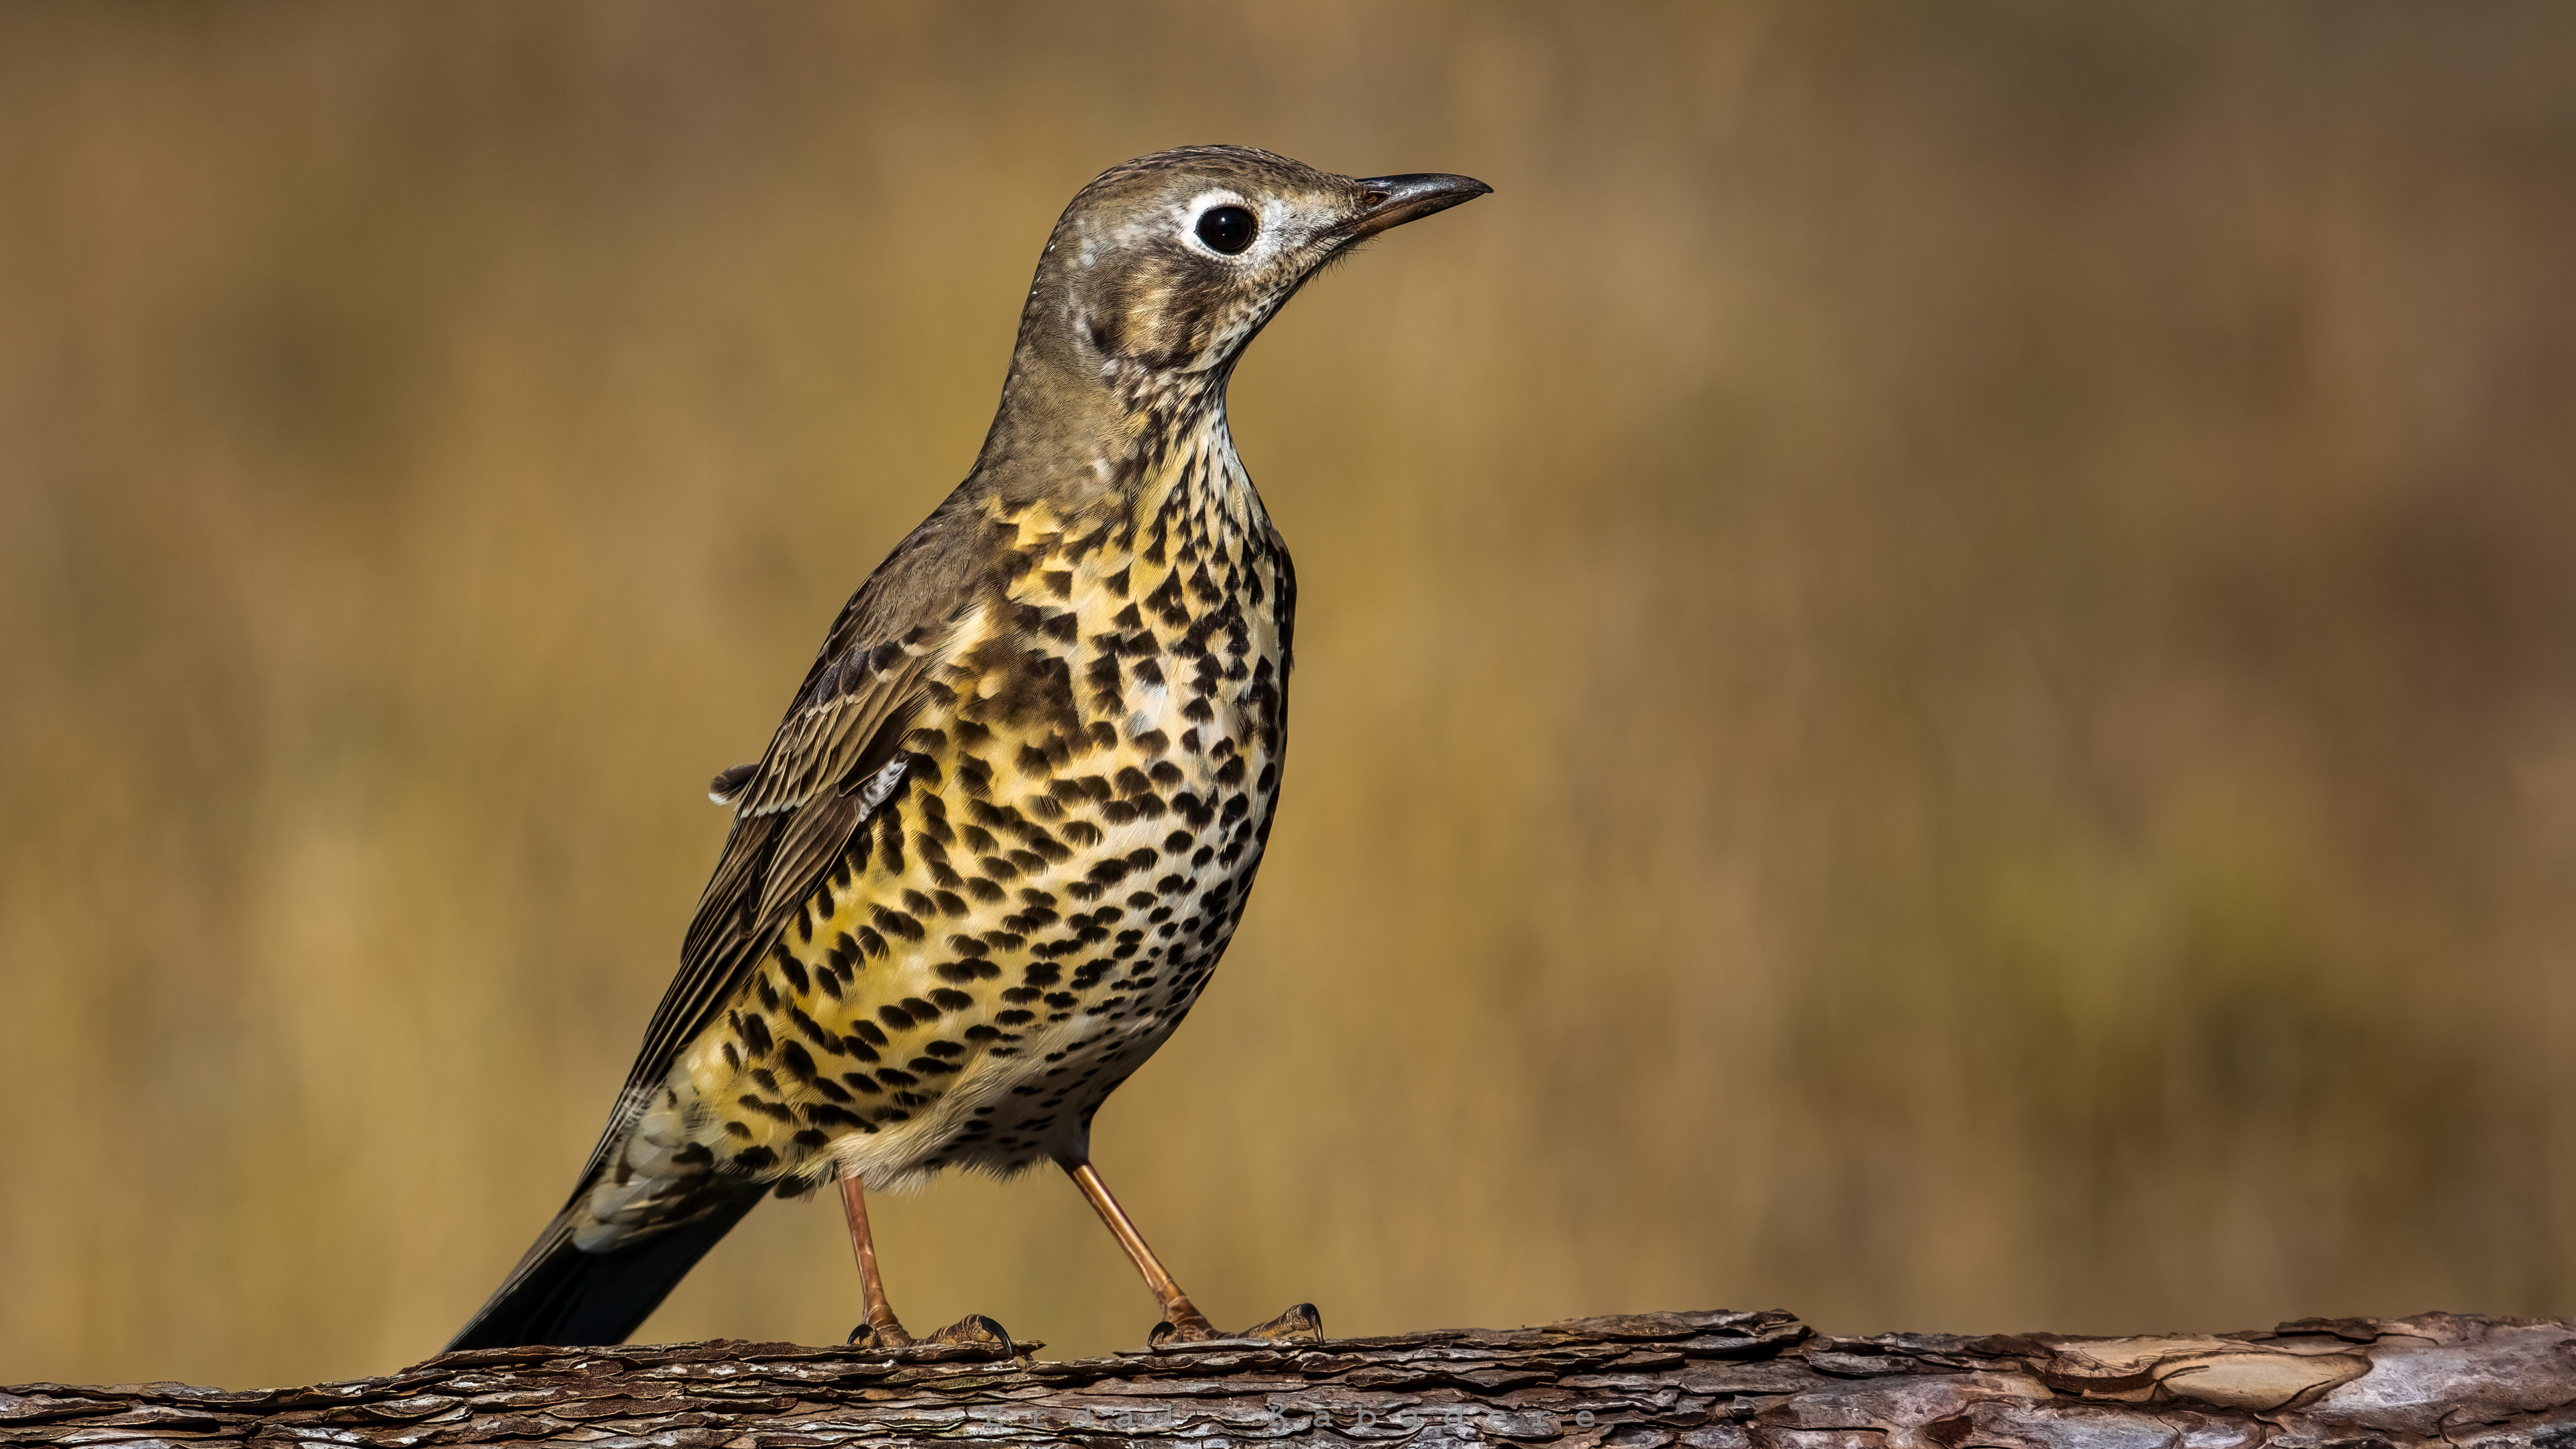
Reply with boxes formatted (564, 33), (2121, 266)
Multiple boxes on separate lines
(6, 1309), (2571, 1446)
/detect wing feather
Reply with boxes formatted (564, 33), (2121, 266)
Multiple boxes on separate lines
(566, 631), (941, 1192)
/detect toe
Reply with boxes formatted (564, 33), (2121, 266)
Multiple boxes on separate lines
(847, 1320), (916, 1350)
(1147, 1307), (1224, 1347)
(1240, 1302), (1324, 1343)
(928, 1313), (1016, 1357)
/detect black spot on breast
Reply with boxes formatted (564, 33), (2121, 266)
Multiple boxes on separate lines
(732, 1146), (777, 1171)
(777, 1040), (819, 1081)
(843, 1072), (881, 1094)
(856, 926), (889, 959)
(788, 1007), (839, 1052)
(735, 1012), (773, 1057)
(870, 906), (925, 941)
(902, 996), (943, 1018)
(875, 1067), (919, 1088)
(929, 987), (976, 1012)
(877, 1004), (916, 1030)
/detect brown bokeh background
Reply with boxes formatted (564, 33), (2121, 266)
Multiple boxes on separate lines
(5, 0), (2575, 1391)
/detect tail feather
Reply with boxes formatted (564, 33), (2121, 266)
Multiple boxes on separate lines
(447, 1192), (764, 1351)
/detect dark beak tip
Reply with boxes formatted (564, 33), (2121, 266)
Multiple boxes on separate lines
(1344, 171), (1495, 237)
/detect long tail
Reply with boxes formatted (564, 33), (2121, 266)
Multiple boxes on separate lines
(447, 1191), (764, 1350)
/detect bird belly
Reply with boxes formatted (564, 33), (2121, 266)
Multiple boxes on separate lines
(581, 637), (1284, 1240)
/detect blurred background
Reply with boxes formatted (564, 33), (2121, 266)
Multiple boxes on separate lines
(4, 0), (2574, 1391)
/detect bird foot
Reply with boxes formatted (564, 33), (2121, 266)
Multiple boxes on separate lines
(848, 1313), (1027, 1360)
(1148, 1301), (1324, 1350)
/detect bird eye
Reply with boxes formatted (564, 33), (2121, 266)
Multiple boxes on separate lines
(1194, 205), (1257, 255)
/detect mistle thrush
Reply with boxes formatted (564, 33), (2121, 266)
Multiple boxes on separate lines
(448, 147), (1488, 1353)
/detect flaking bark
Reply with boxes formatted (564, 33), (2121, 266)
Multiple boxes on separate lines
(7, 1309), (2571, 1447)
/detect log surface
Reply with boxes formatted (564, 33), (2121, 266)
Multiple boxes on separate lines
(6, 1309), (2571, 1447)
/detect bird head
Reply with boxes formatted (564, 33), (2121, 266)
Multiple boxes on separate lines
(980, 146), (1489, 478)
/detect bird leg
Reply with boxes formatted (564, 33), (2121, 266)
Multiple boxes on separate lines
(840, 1173), (914, 1348)
(839, 1172), (1019, 1356)
(1061, 1157), (1218, 1340)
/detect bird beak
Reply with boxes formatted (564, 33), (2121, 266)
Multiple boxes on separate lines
(1338, 173), (1493, 239)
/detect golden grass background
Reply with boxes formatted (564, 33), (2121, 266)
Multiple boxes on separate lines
(5, 1), (2575, 1389)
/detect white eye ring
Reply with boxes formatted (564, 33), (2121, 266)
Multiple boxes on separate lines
(1181, 191), (1260, 258)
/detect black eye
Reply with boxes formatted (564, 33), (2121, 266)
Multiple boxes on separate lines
(1195, 205), (1257, 255)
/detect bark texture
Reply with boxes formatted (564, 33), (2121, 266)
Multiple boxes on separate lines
(6, 1309), (2572, 1448)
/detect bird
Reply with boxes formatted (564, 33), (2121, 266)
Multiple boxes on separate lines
(446, 146), (1489, 1355)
